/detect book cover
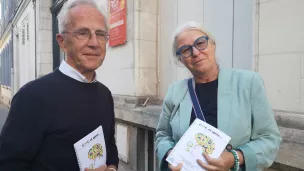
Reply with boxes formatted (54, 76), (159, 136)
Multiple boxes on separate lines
(74, 126), (107, 171)
(166, 118), (231, 171)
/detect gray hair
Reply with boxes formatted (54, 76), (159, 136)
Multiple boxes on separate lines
(57, 0), (108, 33)
(172, 21), (216, 61)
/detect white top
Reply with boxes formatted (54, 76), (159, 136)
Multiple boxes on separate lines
(59, 60), (97, 83)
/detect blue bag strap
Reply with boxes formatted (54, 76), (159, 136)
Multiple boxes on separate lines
(187, 78), (206, 122)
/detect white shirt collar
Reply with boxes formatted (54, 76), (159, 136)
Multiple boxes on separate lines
(59, 60), (97, 83)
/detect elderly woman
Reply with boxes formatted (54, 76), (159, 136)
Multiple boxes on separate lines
(155, 21), (281, 171)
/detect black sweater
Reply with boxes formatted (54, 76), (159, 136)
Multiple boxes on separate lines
(0, 69), (119, 171)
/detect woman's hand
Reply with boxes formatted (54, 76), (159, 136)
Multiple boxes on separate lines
(167, 149), (183, 171)
(85, 165), (107, 171)
(196, 151), (237, 171)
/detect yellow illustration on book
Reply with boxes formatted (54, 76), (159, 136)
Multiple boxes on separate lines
(88, 143), (103, 169)
(186, 133), (215, 154)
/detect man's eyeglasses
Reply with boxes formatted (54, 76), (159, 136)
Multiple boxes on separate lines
(176, 36), (209, 59)
(62, 29), (109, 43)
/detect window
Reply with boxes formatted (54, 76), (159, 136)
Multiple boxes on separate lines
(22, 25), (25, 45)
(26, 23), (29, 40)
(21, 17), (28, 44)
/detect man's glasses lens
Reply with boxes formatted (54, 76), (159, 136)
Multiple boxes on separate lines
(77, 30), (91, 40)
(75, 30), (108, 42)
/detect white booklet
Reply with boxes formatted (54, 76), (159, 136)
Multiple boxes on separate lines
(74, 126), (107, 171)
(166, 118), (231, 171)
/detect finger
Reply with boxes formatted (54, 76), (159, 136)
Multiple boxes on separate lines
(176, 163), (183, 170)
(169, 163), (183, 171)
(197, 159), (218, 171)
(85, 165), (107, 171)
(98, 165), (107, 171)
(168, 163), (174, 170)
(203, 153), (218, 166)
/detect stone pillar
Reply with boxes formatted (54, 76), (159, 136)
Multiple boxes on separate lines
(36, 0), (53, 77)
(133, 0), (159, 97)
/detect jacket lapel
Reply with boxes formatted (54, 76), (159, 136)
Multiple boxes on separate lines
(217, 68), (233, 133)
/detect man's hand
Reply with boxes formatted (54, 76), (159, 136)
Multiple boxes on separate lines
(85, 165), (107, 171)
(106, 165), (118, 171)
(169, 163), (183, 171)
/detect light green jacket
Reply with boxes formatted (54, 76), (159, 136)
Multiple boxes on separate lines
(155, 68), (282, 171)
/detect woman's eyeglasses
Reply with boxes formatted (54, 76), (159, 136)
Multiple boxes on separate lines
(176, 36), (209, 59)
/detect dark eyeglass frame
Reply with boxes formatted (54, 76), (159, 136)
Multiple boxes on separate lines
(176, 36), (209, 59)
(62, 29), (109, 43)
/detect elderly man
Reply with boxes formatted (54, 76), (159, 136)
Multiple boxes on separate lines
(0, 0), (118, 171)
